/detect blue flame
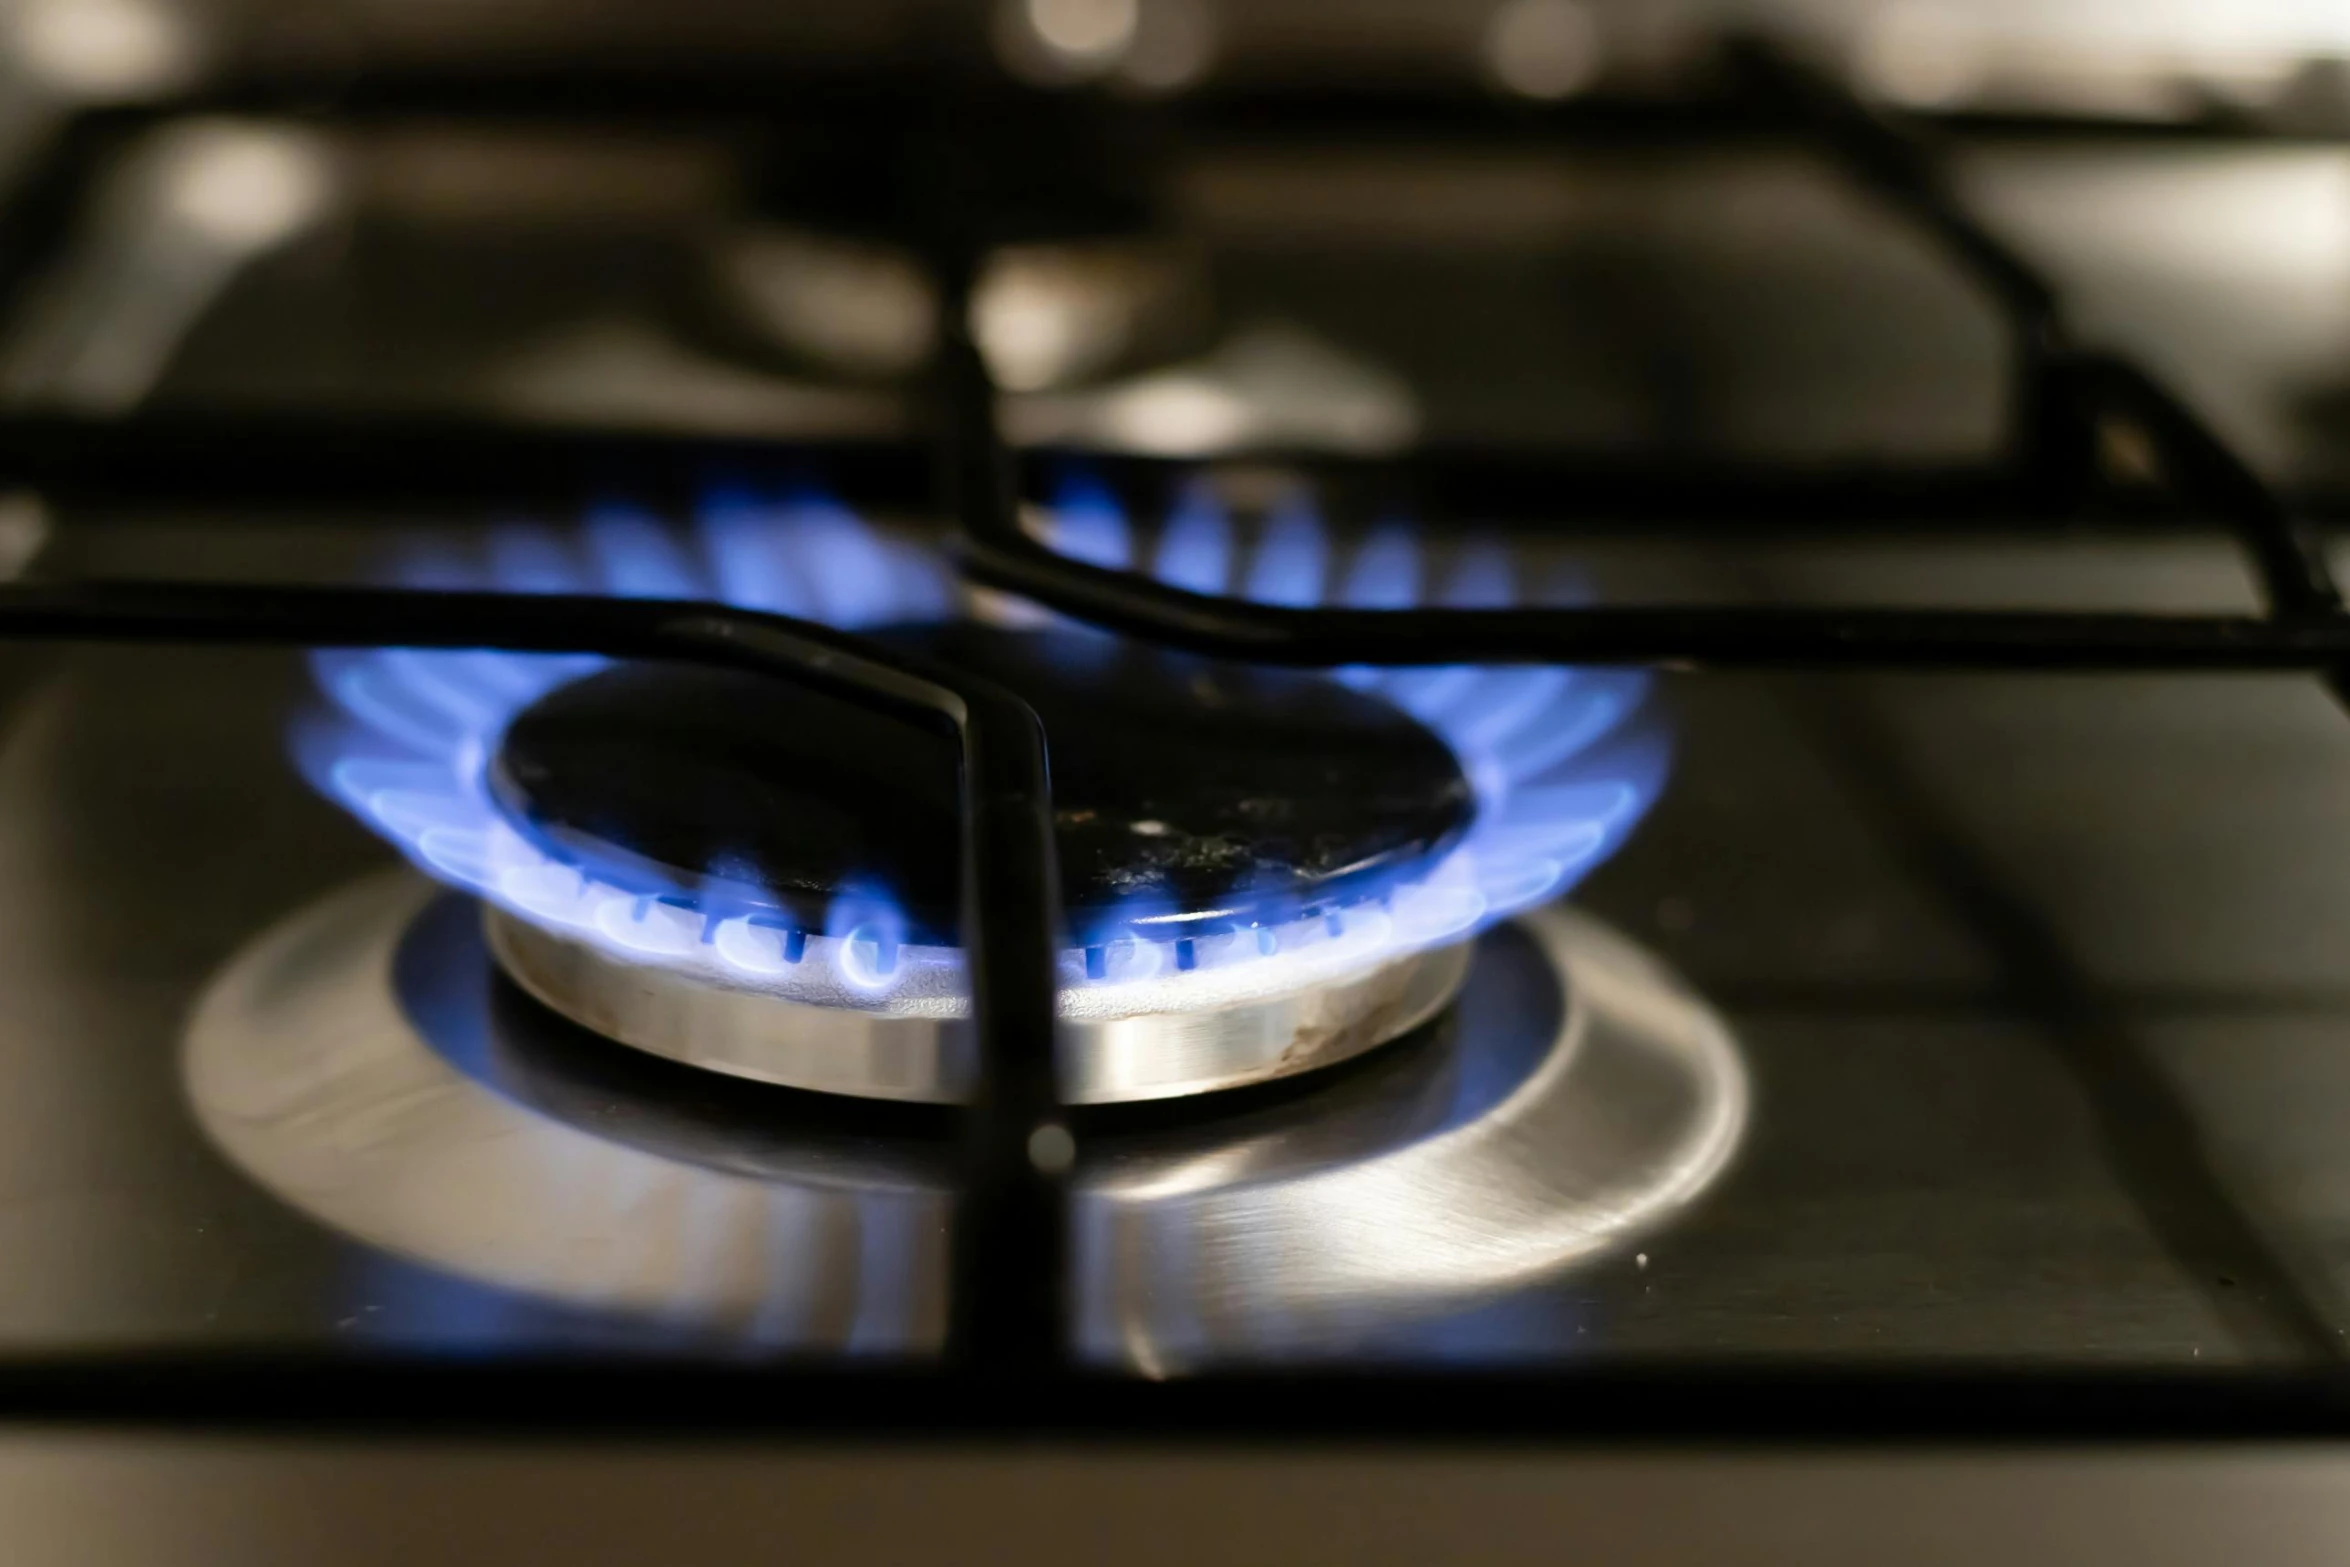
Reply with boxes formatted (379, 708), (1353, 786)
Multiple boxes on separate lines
(301, 486), (968, 1013)
(1040, 469), (1133, 571)
(303, 473), (1668, 1021)
(1242, 489), (1328, 607)
(824, 879), (910, 995)
(1339, 518), (1419, 608)
(1151, 480), (1233, 596)
(1082, 468), (1670, 961)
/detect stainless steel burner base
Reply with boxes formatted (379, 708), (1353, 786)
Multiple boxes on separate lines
(184, 871), (1748, 1367)
(482, 904), (1474, 1105)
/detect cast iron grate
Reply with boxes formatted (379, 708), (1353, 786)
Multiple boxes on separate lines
(0, 36), (2340, 1417)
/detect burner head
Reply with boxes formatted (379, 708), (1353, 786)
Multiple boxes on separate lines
(487, 622), (1475, 949)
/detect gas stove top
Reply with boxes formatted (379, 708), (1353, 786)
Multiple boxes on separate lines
(24, 518), (2345, 1391)
(0, 7), (2345, 1468)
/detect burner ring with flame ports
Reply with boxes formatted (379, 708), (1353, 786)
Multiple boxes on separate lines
(481, 622), (1481, 1103)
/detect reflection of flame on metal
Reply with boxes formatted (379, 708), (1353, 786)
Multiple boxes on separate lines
(183, 874), (1747, 1365)
(188, 876), (950, 1353)
(299, 480), (1668, 1026)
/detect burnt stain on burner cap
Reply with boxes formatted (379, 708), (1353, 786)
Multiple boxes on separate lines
(487, 622), (1474, 947)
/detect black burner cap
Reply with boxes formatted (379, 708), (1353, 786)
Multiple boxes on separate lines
(488, 623), (1474, 947)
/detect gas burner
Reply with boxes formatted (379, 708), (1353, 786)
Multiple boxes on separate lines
(485, 622), (1478, 1102)
(183, 873), (1748, 1367)
(298, 486), (1670, 1102)
(491, 624), (1476, 950)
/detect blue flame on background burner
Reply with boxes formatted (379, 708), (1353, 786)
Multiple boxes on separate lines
(299, 474), (1667, 1020)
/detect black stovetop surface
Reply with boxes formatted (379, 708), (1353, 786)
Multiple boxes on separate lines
(1, 18), (2349, 1436)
